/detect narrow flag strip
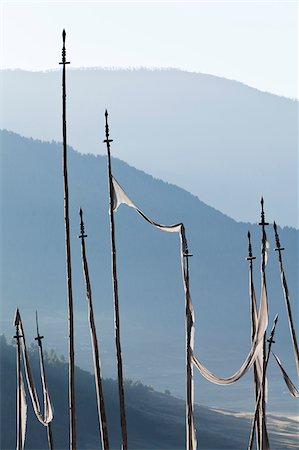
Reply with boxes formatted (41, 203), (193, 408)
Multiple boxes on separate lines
(192, 280), (268, 385)
(20, 371), (27, 450)
(15, 309), (54, 426)
(248, 315), (279, 450)
(273, 222), (299, 374)
(272, 353), (299, 398)
(111, 176), (196, 450)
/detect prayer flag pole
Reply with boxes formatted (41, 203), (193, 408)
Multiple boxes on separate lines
(103, 110), (128, 450)
(78, 208), (110, 450)
(59, 29), (76, 450)
(14, 310), (23, 450)
(34, 312), (54, 450)
(258, 197), (269, 449)
(273, 222), (299, 373)
(246, 232), (261, 450)
(183, 247), (196, 450)
(248, 315), (279, 450)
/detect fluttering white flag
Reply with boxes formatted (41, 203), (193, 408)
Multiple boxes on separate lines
(15, 309), (54, 426)
(111, 176), (196, 450)
(20, 371), (27, 450)
(280, 270), (299, 374)
(192, 280), (268, 385)
(272, 353), (299, 398)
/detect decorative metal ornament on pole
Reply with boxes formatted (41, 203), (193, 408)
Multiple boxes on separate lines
(103, 110), (128, 450)
(35, 312), (54, 450)
(59, 29), (76, 450)
(78, 208), (110, 450)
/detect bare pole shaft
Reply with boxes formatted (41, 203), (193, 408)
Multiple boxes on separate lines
(35, 312), (54, 450)
(185, 254), (194, 450)
(104, 110), (128, 450)
(79, 209), (110, 450)
(15, 324), (22, 450)
(59, 29), (76, 450)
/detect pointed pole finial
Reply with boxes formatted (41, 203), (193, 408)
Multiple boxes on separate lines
(78, 208), (87, 239)
(273, 221), (285, 258)
(259, 196), (269, 227)
(13, 308), (22, 339)
(36, 310), (39, 336)
(103, 109), (113, 144)
(267, 314), (278, 344)
(246, 231), (256, 260)
(274, 221), (280, 247)
(59, 29), (70, 65)
(34, 310), (44, 342)
(14, 308), (20, 327)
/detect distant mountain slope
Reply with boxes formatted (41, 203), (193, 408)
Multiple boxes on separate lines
(1, 336), (298, 450)
(0, 68), (297, 226)
(0, 130), (298, 414)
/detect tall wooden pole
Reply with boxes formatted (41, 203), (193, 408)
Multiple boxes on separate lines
(35, 312), (54, 450)
(246, 232), (260, 450)
(248, 315), (278, 450)
(103, 110), (128, 450)
(273, 221), (299, 373)
(184, 250), (195, 450)
(59, 29), (76, 450)
(79, 208), (110, 450)
(258, 197), (269, 449)
(14, 313), (23, 450)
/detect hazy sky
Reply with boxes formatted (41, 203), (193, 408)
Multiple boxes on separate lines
(1, 1), (298, 99)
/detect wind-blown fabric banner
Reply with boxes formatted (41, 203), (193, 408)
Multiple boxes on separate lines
(192, 280), (268, 385)
(20, 370), (27, 450)
(279, 270), (299, 374)
(15, 310), (54, 426)
(111, 176), (196, 450)
(272, 353), (299, 398)
(249, 266), (264, 450)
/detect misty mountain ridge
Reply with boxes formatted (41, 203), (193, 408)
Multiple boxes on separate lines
(0, 130), (298, 416)
(1, 67), (297, 227)
(5, 66), (296, 100)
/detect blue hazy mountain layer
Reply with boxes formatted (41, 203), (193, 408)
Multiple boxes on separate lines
(0, 68), (298, 227)
(0, 130), (298, 415)
(1, 336), (298, 450)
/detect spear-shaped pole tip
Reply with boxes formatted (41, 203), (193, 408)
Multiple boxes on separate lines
(268, 314), (279, 343)
(13, 308), (20, 327)
(105, 109), (108, 118)
(246, 230), (255, 260)
(62, 29), (66, 42)
(35, 310), (39, 335)
(273, 220), (283, 251)
(78, 207), (87, 239)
